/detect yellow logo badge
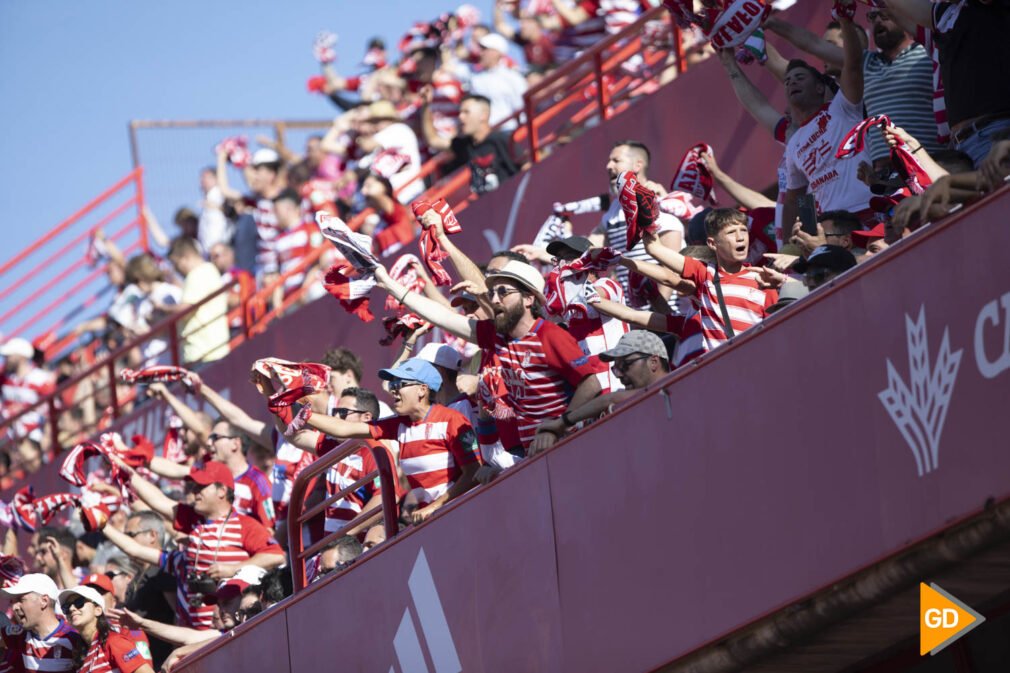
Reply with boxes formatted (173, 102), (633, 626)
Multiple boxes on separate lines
(920, 583), (985, 655)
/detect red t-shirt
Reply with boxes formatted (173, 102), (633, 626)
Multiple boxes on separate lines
(369, 405), (480, 505)
(317, 438), (403, 532)
(79, 631), (148, 673)
(372, 202), (418, 258)
(234, 465), (275, 529)
(476, 318), (606, 448)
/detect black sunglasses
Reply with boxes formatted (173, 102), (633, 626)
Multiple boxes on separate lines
(334, 407), (363, 419)
(62, 596), (90, 612)
(208, 433), (238, 443)
(612, 355), (650, 372)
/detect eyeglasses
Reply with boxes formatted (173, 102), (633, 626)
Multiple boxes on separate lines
(62, 597), (90, 612)
(388, 380), (424, 393)
(124, 529), (153, 539)
(208, 433), (238, 443)
(824, 232), (848, 239)
(334, 407), (363, 419)
(105, 570), (128, 579)
(867, 10), (889, 21)
(485, 286), (522, 301)
(611, 355), (651, 372)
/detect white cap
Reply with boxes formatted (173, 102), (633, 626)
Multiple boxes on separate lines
(57, 585), (104, 609)
(1, 573), (59, 601)
(251, 148), (280, 166)
(0, 337), (34, 360)
(478, 33), (510, 55)
(484, 260), (547, 302)
(416, 343), (463, 372)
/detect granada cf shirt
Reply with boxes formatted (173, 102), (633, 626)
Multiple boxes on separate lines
(0, 619), (83, 673)
(79, 631), (148, 673)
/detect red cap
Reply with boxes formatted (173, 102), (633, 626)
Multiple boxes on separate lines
(851, 222), (886, 247)
(186, 461), (235, 490)
(83, 573), (114, 594)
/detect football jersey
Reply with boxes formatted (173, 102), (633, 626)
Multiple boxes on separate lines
(369, 405), (480, 504)
(317, 438), (402, 532)
(476, 318), (607, 448)
(78, 631), (148, 673)
(0, 619), (82, 673)
(0, 366), (56, 443)
(234, 465), (275, 529)
(564, 277), (629, 393)
(270, 430), (317, 519)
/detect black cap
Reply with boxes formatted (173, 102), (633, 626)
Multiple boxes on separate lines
(793, 245), (857, 273)
(686, 208), (711, 245)
(546, 236), (592, 260)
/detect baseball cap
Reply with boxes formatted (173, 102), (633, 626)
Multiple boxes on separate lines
(82, 573), (114, 595)
(1, 573), (59, 601)
(478, 33), (510, 54)
(378, 358), (443, 392)
(450, 291), (479, 309)
(186, 461), (235, 490)
(599, 331), (669, 362)
(484, 260), (547, 303)
(850, 222), (886, 248)
(766, 280), (809, 314)
(0, 337), (34, 360)
(415, 344), (463, 372)
(251, 148), (280, 167)
(58, 585), (104, 609)
(545, 236), (592, 259)
(792, 245), (857, 274)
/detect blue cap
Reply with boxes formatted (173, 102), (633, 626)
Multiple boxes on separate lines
(378, 358), (443, 392)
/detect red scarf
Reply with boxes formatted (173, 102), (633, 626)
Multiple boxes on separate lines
(671, 143), (717, 205)
(412, 198), (461, 286)
(323, 262), (377, 322)
(120, 366), (201, 393)
(380, 312), (430, 346)
(384, 254), (427, 311)
(836, 115), (933, 195)
(215, 136), (250, 169)
(617, 172), (660, 249)
(252, 358), (332, 408)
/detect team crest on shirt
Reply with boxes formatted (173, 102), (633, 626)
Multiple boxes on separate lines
(123, 648), (141, 662)
(3, 624), (22, 635)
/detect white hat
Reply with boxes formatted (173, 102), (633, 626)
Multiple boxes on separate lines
(57, 585), (105, 609)
(1, 573), (59, 601)
(251, 148), (280, 166)
(0, 337), (34, 360)
(416, 343), (463, 372)
(478, 33), (510, 55)
(485, 260), (547, 303)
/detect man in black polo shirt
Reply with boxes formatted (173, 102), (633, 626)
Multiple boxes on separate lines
(422, 94), (519, 194)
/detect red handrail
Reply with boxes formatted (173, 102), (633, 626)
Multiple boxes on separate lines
(287, 438), (400, 592)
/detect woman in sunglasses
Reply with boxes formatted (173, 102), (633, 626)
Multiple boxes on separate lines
(58, 585), (155, 673)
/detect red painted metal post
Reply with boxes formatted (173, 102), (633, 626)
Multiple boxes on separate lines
(593, 51), (609, 122)
(525, 95), (539, 164)
(674, 23), (686, 74)
(169, 327), (181, 368)
(107, 360), (119, 420)
(134, 167), (149, 252)
(47, 397), (60, 454)
(369, 445), (400, 541)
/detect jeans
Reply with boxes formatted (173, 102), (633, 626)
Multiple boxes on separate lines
(955, 118), (1010, 167)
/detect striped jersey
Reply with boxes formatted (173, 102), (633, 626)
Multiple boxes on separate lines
(161, 504), (282, 629)
(0, 367), (56, 443)
(234, 465), (275, 529)
(79, 632), (148, 673)
(674, 257), (777, 366)
(270, 429), (317, 519)
(862, 44), (939, 161)
(0, 619), (83, 673)
(565, 277), (628, 393)
(265, 222), (322, 292)
(476, 318), (607, 448)
(318, 439), (401, 532)
(593, 200), (685, 309)
(558, 0), (647, 57)
(246, 196), (279, 278)
(369, 405), (480, 505)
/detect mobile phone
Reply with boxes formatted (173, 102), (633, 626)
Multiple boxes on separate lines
(798, 194), (819, 236)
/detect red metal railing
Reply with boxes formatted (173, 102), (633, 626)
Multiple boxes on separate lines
(0, 168), (148, 358)
(286, 439), (400, 591)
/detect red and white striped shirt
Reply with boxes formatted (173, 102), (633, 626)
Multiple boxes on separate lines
(557, 0), (647, 57)
(161, 505), (282, 629)
(78, 632), (148, 673)
(0, 367), (56, 443)
(234, 465), (275, 529)
(246, 196), (279, 277)
(674, 257), (777, 366)
(369, 405), (479, 505)
(270, 221), (322, 292)
(0, 619), (83, 673)
(318, 439), (401, 532)
(270, 430), (317, 520)
(565, 277), (628, 393)
(476, 318), (607, 448)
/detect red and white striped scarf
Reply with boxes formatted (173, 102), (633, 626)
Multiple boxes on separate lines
(384, 255), (427, 311)
(380, 312), (430, 346)
(836, 115), (933, 195)
(323, 262), (377, 322)
(616, 172), (661, 249)
(412, 198), (462, 286)
(670, 143), (717, 205)
(215, 136), (251, 169)
(120, 366), (201, 393)
(252, 358), (332, 407)
(0, 555), (25, 588)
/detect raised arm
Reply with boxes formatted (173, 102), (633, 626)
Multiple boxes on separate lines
(111, 454), (179, 520)
(493, 1), (518, 40)
(763, 15), (844, 71)
(619, 257), (690, 291)
(884, 0), (933, 29)
(551, 0), (589, 25)
(302, 411), (372, 441)
(118, 608), (218, 647)
(421, 95), (453, 153)
(147, 383), (211, 447)
(593, 298), (675, 332)
(103, 524), (163, 567)
(839, 9), (864, 104)
(717, 49), (787, 134)
(200, 384), (273, 450)
(641, 231), (687, 275)
(374, 265), (478, 342)
(215, 149), (243, 201)
(701, 153), (777, 209)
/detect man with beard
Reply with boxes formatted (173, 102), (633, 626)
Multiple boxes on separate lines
(293, 358), (480, 525)
(372, 259), (606, 455)
(766, 4), (939, 171)
(534, 331), (671, 439)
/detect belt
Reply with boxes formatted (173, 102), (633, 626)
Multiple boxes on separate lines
(951, 112), (1010, 145)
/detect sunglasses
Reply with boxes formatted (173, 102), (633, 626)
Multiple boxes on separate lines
(612, 355), (651, 372)
(485, 286), (522, 301)
(388, 380), (424, 393)
(124, 529), (152, 539)
(208, 433), (238, 443)
(62, 596), (91, 612)
(334, 407), (363, 419)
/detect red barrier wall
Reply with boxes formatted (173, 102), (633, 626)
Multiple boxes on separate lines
(175, 185), (1010, 672)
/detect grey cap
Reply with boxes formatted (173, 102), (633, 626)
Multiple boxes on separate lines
(599, 330), (668, 362)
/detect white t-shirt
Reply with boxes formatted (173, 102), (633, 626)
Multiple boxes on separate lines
(784, 92), (874, 213)
(199, 186), (232, 251)
(360, 122), (423, 204)
(180, 261), (230, 363)
(469, 65), (529, 130)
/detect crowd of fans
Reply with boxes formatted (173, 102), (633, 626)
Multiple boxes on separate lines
(1, 0), (1009, 670)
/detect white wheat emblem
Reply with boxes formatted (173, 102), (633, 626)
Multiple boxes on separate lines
(878, 307), (962, 476)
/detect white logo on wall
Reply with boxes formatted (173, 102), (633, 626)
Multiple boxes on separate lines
(390, 549), (462, 673)
(879, 306), (963, 477)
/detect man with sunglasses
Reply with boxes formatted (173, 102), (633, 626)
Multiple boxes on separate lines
(372, 259), (606, 456)
(294, 359), (480, 525)
(793, 244), (857, 290)
(0, 573), (83, 673)
(535, 331), (671, 439)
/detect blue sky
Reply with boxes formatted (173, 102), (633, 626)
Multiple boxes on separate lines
(0, 0), (495, 253)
